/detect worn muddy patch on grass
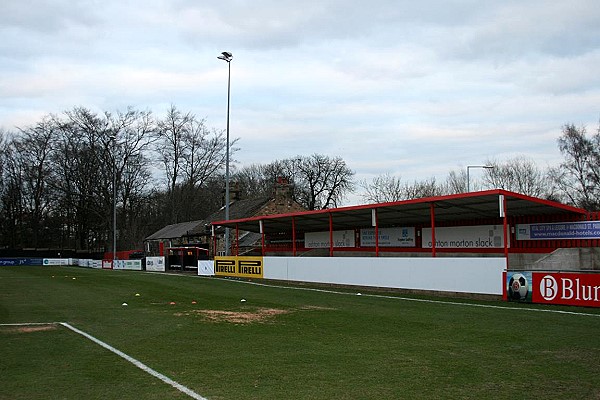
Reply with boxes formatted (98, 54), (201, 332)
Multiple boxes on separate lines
(175, 308), (290, 324)
(1, 324), (57, 334)
(175, 305), (336, 324)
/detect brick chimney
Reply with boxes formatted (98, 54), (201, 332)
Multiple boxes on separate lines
(273, 177), (293, 206)
(222, 181), (241, 205)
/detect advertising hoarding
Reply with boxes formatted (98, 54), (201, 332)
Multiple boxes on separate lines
(146, 256), (165, 272)
(0, 258), (43, 266)
(198, 260), (214, 276)
(506, 271), (600, 308)
(214, 256), (264, 278)
(43, 258), (70, 266)
(422, 225), (507, 249)
(360, 227), (416, 247)
(304, 230), (355, 248)
(516, 221), (600, 240)
(113, 260), (142, 270)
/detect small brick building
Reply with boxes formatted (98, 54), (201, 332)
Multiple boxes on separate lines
(144, 178), (304, 258)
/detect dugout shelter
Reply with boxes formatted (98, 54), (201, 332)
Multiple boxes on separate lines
(166, 246), (209, 271)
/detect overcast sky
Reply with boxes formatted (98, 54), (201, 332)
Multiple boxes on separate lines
(1, 0), (599, 205)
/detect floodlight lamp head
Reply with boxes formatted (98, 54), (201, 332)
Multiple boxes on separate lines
(218, 51), (233, 62)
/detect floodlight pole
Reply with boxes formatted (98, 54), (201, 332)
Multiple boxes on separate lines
(218, 51), (232, 256)
(467, 165), (494, 192)
(109, 135), (117, 265)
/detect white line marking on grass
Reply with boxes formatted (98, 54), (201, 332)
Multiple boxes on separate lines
(59, 322), (208, 400)
(213, 277), (600, 318)
(0, 322), (61, 326)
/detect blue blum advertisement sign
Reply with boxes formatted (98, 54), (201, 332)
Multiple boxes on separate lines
(516, 221), (600, 240)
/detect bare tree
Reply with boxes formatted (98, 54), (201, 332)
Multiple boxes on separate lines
(234, 162), (288, 199)
(119, 152), (153, 249)
(53, 108), (111, 250)
(181, 119), (231, 188)
(360, 173), (404, 203)
(361, 174), (442, 203)
(155, 105), (191, 209)
(293, 154), (354, 210)
(47, 107), (155, 251)
(0, 132), (25, 248)
(13, 117), (58, 246)
(234, 155), (354, 210)
(444, 169), (467, 194)
(0, 130), (10, 240)
(0, 129), (6, 187)
(550, 123), (600, 209)
(107, 108), (155, 249)
(483, 156), (551, 198)
(403, 177), (442, 199)
(154, 105), (236, 222)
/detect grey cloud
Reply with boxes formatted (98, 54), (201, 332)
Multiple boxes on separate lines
(171, 0), (488, 50)
(0, 0), (100, 33)
(445, 1), (600, 62)
(0, 0), (105, 65)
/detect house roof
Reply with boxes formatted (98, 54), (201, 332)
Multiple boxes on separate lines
(238, 231), (263, 247)
(211, 189), (587, 235)
(145, 197), (272, 240)
(186, 197), (271, 236)
(145, 220), (204, 240)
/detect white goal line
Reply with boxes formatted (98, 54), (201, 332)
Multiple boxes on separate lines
(0, 322), (208, 400)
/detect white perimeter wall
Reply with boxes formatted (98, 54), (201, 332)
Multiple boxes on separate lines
(264, 257), (505, 295)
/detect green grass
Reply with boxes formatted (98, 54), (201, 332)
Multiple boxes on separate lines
(1, 266), (600, 399)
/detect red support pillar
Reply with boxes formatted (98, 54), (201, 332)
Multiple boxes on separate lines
(260, 220), (265, 256)
(430, 202), (436, 257)
(212, 231), (217, 258)
(501, 195), (509, 270)
(292, 217), (297, 257)
(329, 213), (334, 257)
(235, 224), (240, 256)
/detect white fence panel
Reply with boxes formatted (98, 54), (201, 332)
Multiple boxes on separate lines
(264, 257), (505, 295)
(146, 257), (165, 272)
(198, 260), (214, 276)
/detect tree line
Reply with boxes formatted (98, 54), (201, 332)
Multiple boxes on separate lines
(1, 104), (598, 254)
(0, 105), (354, 253)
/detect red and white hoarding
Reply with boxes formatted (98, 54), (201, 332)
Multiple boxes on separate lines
(506, 271), (600, 308)
(534, 272), (600, 307)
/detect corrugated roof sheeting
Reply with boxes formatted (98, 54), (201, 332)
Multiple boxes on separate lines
(145, 220), (204, 240)
(211, 189), (587, 234)
(145, 197), (272, 240)
(186, 197), (270, 236)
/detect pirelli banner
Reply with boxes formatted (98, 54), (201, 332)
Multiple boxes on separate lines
(214, 256), (264, 279)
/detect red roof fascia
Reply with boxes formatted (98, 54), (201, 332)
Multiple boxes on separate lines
(211, 189), (587, 227)
(496, 189), (586, 214)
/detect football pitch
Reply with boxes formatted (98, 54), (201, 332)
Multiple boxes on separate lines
(1, 266), (599, 399)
